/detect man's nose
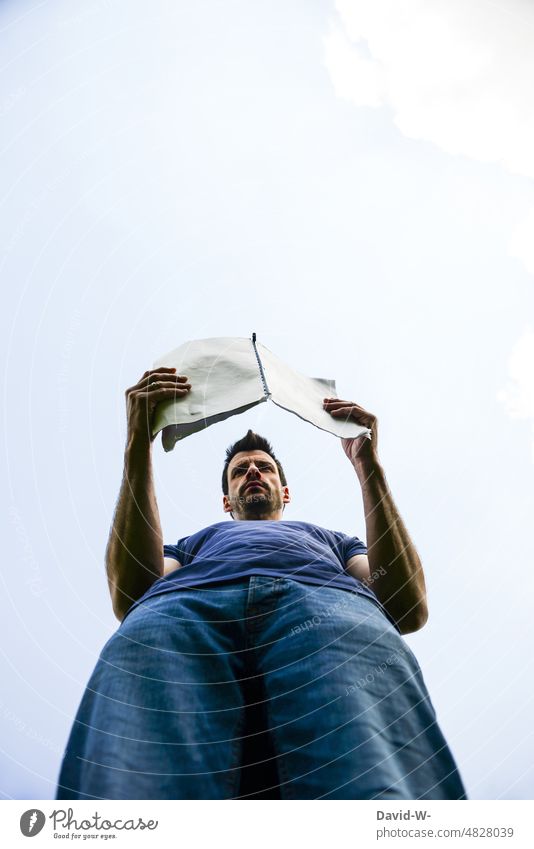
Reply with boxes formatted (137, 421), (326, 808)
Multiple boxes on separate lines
(246, 464), (261, 479)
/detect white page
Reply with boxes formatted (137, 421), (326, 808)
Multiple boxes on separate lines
(258, 343), (370, 440)
(151, 337), (266, 450)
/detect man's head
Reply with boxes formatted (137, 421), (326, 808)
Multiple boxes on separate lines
(222, 430), (290, 521)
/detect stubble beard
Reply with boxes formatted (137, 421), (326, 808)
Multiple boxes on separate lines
(231, 485), (283, 520)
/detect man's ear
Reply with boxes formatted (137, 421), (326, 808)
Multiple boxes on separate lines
(222, 494), (232, 513)
(282, 486), (291, 505)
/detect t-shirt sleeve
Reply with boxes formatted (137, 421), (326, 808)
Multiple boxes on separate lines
(343, 534), (368, 560)
(163, 537), (190, 564)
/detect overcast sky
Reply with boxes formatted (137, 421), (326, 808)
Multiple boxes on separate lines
(1, 0), (534, 800)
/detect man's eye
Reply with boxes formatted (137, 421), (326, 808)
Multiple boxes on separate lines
(232, 464), (273, 476)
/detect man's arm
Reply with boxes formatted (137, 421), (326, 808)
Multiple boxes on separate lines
(106, 368), (191, 621)
(324, 398), (428, 634)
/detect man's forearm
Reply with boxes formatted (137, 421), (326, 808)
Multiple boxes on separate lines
(355, 458), (428, 633)
(105, 441), (164, 621)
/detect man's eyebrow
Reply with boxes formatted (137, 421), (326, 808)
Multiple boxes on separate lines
(231, 459), (275, 474)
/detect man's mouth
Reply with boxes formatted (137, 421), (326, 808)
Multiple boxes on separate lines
(243, 482), (265, 493)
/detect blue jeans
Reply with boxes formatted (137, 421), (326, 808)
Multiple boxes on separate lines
(56, 577), (467, 799)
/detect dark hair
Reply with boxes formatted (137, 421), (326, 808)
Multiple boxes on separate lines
(222, 430), (287, 495)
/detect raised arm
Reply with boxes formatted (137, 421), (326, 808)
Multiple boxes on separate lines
(105, 368), (191, 621)
(323, 398), (428, 634)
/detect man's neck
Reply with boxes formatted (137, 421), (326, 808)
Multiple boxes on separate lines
(232, 511), (283, 521)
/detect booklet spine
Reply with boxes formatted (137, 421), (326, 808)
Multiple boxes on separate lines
(251, 333), (271, 399)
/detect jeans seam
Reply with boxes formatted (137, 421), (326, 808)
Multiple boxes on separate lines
(225, 708), (245, 799)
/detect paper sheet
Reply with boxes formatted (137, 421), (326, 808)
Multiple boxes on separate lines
(151, 336), (370, 450)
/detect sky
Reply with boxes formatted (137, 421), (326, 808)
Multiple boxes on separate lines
(1, 0), (534, 800)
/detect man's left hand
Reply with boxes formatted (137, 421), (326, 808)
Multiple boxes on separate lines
(323, 398), (379, 468)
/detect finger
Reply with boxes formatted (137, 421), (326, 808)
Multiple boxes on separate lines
(323, 401), (363, 410)
(325, 404), (364, 415)
(329, 408), (365, 417)
(329, 408), (375, 425)
(133, 378), (190, 393)
(138, 372), (189, 390)
(323, 398), (366, 409)
(131, 384), (191, 401)
(146, 380), (191, 393)
(142, 367), (177, 378)
(323, 401), (374, 421)
(329, 405), (371, 416)
(126, 376), (190, 398)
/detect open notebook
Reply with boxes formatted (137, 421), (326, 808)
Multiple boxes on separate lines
(152, 334), (371, 451)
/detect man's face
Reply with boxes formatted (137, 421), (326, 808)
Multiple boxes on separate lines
(223, 450), (290, 520)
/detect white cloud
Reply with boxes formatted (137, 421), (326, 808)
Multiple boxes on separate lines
(323, 23), (385, 108)
(324, 0), (534, 178)
(498, 329), (534, 462)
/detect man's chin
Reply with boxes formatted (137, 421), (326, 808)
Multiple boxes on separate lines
(233, 492), (282, 520)
(238, 489), (269, 506)
(245, 491), (268, 503)
(242, 496), (270, 516)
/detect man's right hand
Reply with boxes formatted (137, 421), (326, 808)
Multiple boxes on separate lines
(125, 368), (191, 449)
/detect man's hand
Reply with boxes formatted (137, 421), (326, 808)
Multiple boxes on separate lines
(323, 398), (378, 468)
(125, 368), (191, 449)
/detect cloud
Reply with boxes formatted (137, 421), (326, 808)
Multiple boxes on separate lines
(323, 0), (534, 179)
(323, 1), (534, 451)
(497, 329), (534, 461)
(323, 22), (385, 108)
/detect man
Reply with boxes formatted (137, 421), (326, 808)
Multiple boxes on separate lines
(56, 367), (467, 800)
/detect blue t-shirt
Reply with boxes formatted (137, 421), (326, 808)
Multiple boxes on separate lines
(125, 520), (395, 626)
